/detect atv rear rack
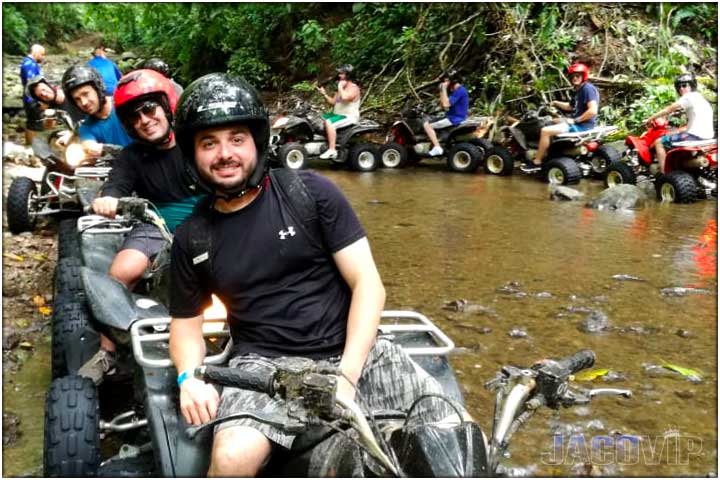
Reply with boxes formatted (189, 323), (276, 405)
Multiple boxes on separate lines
(556, 125), (618, 144)
(131, 311), (455, 369)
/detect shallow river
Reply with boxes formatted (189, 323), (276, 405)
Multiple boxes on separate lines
(3, 161), (717, 476)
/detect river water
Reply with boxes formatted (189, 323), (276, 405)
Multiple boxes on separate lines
(3, 162), (716, 476)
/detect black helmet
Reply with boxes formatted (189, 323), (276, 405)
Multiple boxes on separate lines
(443, 69), (462, 85)
(175, 73), (270, 197)
(25, 74), (53, 102)
(674, 73), (697, 94)
(337, 64), (354, 79)
(62, 64), (106, 112)
(143, 57), (171, 78)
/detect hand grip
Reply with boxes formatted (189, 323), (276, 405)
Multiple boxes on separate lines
(555, 350), (595, 376)
(198, 365), (276, 397)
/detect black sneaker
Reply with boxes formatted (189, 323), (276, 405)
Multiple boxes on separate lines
(520, 163), (542, 173)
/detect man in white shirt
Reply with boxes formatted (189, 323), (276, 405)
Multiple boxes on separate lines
(645, 73), (715, 173)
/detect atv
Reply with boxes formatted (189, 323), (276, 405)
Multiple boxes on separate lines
(381, 103), (512, 174)
(6, 108), (119, 234)
(269, 101), (382, 172)
(602, 118), (718, 203)
(492, 106), (621, 185)
(44, 197), (632, 476)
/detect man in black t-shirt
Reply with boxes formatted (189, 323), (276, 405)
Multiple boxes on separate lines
(521, 62), (601, 172)
(168, 74), (453, 476)
(80, 69), (203, 384)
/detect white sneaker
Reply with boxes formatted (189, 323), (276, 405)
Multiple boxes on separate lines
(319, 148), (338, 159)
(428, 146), (444, 157)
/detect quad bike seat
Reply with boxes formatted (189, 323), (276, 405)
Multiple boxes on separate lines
(671, 139), (717, 149)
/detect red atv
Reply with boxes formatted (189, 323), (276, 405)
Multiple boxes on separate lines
(604, 118), (717, 203)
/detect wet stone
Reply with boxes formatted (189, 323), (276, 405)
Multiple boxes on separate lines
(578, 310), (609, 333)
(496, 281), (521, 294)
(675, 329), (693, 338)
(674, 390), (696, 400)
(586, 184), (647, 210)
(550, 185), (585, 201)
(611, 274), (644, 282)
(660, 287), (712, 297)
(508, 328), (528, 338)
(2, 411), (21, 446)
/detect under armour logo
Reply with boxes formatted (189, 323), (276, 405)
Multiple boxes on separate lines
(279, 226), (296, 240)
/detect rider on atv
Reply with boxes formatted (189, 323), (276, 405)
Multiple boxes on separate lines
(169, 73), (458, 476)
(316, 64), (361, 160)
(644, 73), (715, 173)
(423, 69), (469, 157)
(83, 69), (203, 384)
(521, 62), (600, 172)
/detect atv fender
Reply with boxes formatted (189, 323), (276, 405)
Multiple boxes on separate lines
(81, 267), (169, 332)
(388, 121), (418, 145)
(337, 123), (381, 145)
(64, 326), (101, 374)
(625, 135), (653, 165)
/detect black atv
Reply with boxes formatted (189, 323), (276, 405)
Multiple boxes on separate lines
(269, 102), (382, 172)
(45, 199), (632, 477)
(492, 106), (621, 185)
(381, 104), (513, 175)
(6, 108), (119, 234)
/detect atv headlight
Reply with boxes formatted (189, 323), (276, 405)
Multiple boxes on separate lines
(65, 143), (86, 168)
(203, 294), (227, 327)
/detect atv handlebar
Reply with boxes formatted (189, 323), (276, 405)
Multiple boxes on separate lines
(548, 349), (595, 376)
(196, 363), (277, 398)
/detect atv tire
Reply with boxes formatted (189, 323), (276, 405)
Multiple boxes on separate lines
(379, 142), (408, 169)
(656, 171), (698, 203)
(591, 145), (622, 177)
(545, 157), (581, 185)
(51, 300), (91, 378)
(484, 145), (514, 176)
(349, 144), (379, 172)
(278, 143), (308, 170)
(604, 161), (637, 187)
(44, 375), (100, 477)
(54, 257), (84, 301)
(447, 142), (481, 173)
(7, 176), (38, 234)
(58, 219), (81, 260)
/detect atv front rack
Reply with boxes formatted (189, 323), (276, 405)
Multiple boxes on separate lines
(131, 311), (455, 369)
(77, 214), (134, 235)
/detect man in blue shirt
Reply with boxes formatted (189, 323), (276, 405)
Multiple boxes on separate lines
(87, 41), (123, 95)
(423, 69), (469, 157)
(522, 62), (600, 172)
(62, 64), (132, 156)
(19, 44), (46, 144)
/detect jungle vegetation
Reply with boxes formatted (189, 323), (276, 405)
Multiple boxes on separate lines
(3, 2), (717, 135)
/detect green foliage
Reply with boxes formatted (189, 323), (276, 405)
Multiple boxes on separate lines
(2, 3), (85, 54)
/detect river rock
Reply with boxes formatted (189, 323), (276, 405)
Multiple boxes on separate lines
(549, 185), (584, 201)
(2, 412), (21, 446)
(442, 299), (497, 316)
(636, 178), (656, 198)
(611, 274), (644, 282)
(578, 309), (609, 333)
(508, 328), (528, 338)
(660, 286), (711, 297)
(586, 184), (647, 210)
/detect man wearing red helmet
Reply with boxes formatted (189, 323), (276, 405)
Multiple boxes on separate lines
(522, 62), (600, 172)
(81, 69), (204, 384)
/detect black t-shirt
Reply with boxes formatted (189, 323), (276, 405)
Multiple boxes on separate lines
(169, 171), (366, 359)
(101, 142), (196, 202)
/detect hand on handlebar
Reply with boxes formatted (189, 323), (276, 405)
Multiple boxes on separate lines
(336, 375), (357, 404)
(180, 377), (220, 426)
(91, 196), (119, 218)
(83, 140), (103, 158)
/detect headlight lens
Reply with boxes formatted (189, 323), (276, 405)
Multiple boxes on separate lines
(65, 143), (86, 167)
(203, 294), (227, 323)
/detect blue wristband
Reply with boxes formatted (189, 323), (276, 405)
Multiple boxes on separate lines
(177, 369), (193, 387)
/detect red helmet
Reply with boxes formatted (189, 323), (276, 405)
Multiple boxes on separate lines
(568, 63), (589, 82)
(114, 69), (179, 143)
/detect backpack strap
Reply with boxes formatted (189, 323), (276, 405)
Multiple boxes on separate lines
(268, 168), (324, 250)
(185, 195), (215, 290)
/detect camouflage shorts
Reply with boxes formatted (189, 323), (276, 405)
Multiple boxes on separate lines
(215, 338), (458, 449)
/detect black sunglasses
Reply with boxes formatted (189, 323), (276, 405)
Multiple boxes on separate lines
(678, 82), (691, 88)
(129, 100), (160, 122)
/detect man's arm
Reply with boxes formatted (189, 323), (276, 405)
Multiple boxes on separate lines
(439, 82), (451, 110)
(551, 100), (573, 112)
(337, 82), (360, 103)
(332, 237), (386, 401)
(573, 99), (598, 124)
(169, 314), (220, 425)
(645, 101), (682, 125)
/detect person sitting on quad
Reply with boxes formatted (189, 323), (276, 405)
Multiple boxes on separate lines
(423, 69), (469, 157)
(522, 62), (599, 172)
(25, 74), (85, 125)
(142, 57), (184, 97)
(83, 69), (204, 384)
(62, 64), (133, 157)
(168, 73), (456, 476)
(316, 64), (361, 160)
(644, 73), (715, 173)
